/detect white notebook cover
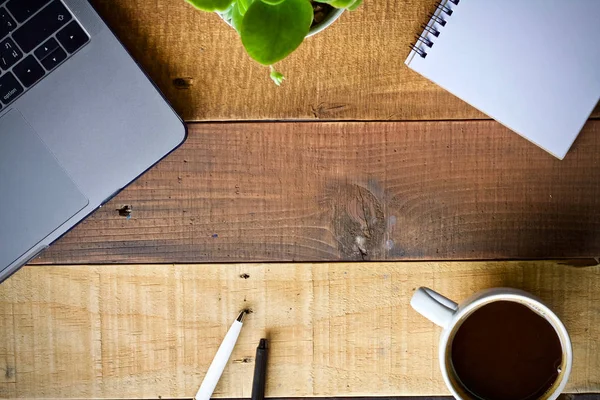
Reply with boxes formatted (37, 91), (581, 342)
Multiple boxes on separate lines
(406, 0), (600, 159)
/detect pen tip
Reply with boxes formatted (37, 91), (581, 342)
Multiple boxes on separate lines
(259, 338), (268, 349)
(237, 310), (247, 322)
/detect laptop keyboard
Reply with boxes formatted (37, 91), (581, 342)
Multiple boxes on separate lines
(0, 0), (89, 110)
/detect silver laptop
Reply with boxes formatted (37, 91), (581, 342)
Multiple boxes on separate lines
(0, 0), (187, 283)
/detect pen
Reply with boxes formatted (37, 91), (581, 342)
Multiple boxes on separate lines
(251, 339), (268, 400)
(195, 311), (247, 400)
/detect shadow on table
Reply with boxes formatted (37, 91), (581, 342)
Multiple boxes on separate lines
(89, 0), (194, 119)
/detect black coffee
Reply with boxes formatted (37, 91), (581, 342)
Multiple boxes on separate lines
(451, 301), (562, 400)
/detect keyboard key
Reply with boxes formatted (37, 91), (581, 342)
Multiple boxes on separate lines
(1, 7), (16, 39)
(13, 55), (44, 87)
(0, 37), (22, 70)
(40, 46), (65, 70)
(12, 0), (71, 53)
(34, 37), (58, 60)
(0, 71), (23, 104)
(6, 0), (51, 23)
(57, 21), (88, 53)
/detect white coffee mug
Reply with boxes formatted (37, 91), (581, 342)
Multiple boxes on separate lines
(410, 287), (573, 400)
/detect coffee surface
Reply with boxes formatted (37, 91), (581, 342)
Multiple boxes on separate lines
(451, 301), (562, 400)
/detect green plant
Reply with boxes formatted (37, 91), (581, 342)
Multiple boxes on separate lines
(185, 0), (362, 84)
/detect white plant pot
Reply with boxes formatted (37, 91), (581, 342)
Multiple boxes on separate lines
(308, 8), (345, 37)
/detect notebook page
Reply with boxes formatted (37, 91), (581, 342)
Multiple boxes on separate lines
(406, 0), (600, 159)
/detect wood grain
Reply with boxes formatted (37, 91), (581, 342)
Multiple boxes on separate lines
(34, 120), (600, 265)
(87, 0), (600, 121)
(1, 261), (599, 398)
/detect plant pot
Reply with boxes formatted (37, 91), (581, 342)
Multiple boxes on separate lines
(307, 8), (344, 37)
(218, 7), (344, 38)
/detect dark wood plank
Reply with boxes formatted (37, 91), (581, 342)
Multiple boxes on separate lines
(34, 120), (600, 265)
(89, 0), (600, 122)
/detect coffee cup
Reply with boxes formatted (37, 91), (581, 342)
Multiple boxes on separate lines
(411, 287), (572, 400)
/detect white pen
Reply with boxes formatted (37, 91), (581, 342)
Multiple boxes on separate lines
(195, 310), (247, 400)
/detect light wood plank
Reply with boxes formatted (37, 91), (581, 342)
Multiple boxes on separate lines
(35, 120), (600, 265)
(88, 0), (600, 121)
(1, 262), (599, 398)
(0, 302), (16, 399)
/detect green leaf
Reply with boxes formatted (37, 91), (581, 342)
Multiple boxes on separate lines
(313, 0), (362, 9)
(347, 0), (362, 11)
(240, 0), (313, 65)
(185, 0), (234, 12)
(230, 3), (244, 31)
(261, 0), (286, 5)
(237, 0), (253, 14)
(270, 66), (286, 86)
(228, 0), (254, 32)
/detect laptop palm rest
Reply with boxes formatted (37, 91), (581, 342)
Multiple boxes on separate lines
(0, 110), (89, 269)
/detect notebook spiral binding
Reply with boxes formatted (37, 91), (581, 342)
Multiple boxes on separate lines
(409, 0), (460, 59)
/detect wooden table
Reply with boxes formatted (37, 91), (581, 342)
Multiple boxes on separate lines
(1, 262), (600, 399)
(31, 0), (600, 264)
(2, 0), (600, 398)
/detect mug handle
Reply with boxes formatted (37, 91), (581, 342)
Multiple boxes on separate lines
(411, 287), (458, 328)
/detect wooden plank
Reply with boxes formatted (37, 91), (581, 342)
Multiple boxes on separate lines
(0, 302), (16, 399)
(34, 120), (600, 265)
(88, 0), (600, 121)
(200, 397), (599, 400)
(230, 397), (600, 400)
(1, 262), (599, 398)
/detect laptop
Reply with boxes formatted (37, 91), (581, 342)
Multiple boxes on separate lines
(0, 0), (187, 283)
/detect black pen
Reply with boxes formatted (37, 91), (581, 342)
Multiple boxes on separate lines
(251, 339), (268, 400)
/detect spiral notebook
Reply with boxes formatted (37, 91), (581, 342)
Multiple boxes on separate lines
(406, 0), (600, 159)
